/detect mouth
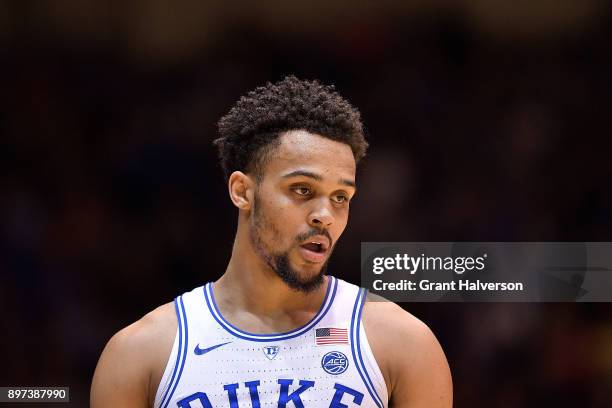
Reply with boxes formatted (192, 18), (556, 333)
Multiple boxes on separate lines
(298, 236), (330, 263)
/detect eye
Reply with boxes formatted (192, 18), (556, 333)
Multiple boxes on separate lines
(332, 195), (349, 204)
(292, 186), (312, 196)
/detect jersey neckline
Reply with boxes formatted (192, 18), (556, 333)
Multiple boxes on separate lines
(203, 275), (338, 342)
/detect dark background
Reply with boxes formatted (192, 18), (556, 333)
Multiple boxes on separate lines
(1, 1), (612, 406)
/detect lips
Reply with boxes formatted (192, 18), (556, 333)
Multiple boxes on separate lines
(298, 235), (330, 263)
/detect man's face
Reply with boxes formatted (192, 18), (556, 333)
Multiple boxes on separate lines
(249, 130), (357, 293)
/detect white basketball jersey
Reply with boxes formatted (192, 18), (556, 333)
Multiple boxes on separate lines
(154, 276), (388, 408)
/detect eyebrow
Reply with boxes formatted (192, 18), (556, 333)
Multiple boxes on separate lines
(282, 170), (356, 188)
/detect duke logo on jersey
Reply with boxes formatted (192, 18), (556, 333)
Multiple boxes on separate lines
(176, 380), (365, 408)
(262, 345), (280, 360)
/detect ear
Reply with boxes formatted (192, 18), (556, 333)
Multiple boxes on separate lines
(228, 171), (254, 210)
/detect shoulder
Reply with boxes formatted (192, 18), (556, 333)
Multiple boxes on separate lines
(361, 295), (435, 377)
(91, 302), (177, 408)
(362, 293), (433, 347)
(362, 295), (452, 407)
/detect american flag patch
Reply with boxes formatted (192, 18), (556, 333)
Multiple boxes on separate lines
(315, 327), (349, 345)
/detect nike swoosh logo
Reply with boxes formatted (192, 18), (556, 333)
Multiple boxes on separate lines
(194, 341), (232, 355)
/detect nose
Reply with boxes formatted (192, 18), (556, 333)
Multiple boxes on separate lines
(308, 198), (334, 228)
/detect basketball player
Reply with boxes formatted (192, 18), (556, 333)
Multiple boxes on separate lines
(91, 77), (452, 407)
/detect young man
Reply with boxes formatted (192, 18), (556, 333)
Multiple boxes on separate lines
(91, 76), (452, 407)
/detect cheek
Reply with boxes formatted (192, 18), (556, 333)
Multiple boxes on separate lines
(261, 188), (293, 211)
(331, 210), (350, 240)
(270, 193), (308, 220)
(258, 196), (302, 241)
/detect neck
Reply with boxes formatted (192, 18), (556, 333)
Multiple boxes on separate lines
(212, 219), (329, 332)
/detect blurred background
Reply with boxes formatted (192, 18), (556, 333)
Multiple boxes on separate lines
(1, 0), (612, 406)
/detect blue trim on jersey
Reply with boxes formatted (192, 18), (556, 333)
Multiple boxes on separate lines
(356, 289), (385, 407)
(350, 288), (383, 408)
(203, 276), (337, 342)
(162, 296), (189, 408)
(159, 297), (184, 408)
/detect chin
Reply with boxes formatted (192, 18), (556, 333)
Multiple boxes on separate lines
(295, 259), (327, 275)
(299, 268), (326, 282)
(290, 273), (326, 293)
(276, 258), (328, 293)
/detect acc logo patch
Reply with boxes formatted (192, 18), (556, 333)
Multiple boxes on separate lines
(321, 351), (349, 375)
(262, 345), (280, 360)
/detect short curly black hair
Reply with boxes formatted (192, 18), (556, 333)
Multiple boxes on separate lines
(214, 76), (368, 181)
